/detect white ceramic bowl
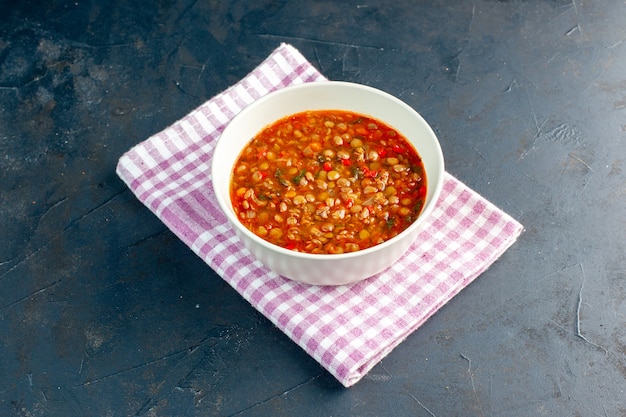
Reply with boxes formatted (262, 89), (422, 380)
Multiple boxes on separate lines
(212, 81), (444, 285)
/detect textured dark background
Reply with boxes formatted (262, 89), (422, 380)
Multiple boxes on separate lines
(1, 1), (625, 416)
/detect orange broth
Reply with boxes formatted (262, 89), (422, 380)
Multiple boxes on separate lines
(230, 110), (427, 254)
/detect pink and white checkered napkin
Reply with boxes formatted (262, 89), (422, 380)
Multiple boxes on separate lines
(116, 43), (523, 387)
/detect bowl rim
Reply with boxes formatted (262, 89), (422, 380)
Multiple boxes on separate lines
(212, 80), (445, 261)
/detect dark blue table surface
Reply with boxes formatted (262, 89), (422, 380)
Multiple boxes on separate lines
(1, 1), (625, 416)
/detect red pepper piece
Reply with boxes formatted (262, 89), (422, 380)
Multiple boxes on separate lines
(362, 166), (377, 178)
(323, 161), (332, 171)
